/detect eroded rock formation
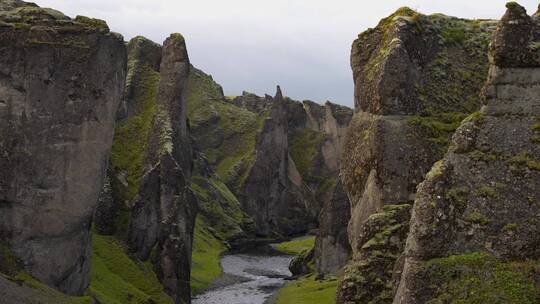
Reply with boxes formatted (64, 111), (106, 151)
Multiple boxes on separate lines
(339, 7), (496, 303)
(126, 34), (196, 304)
(394, 3), (540, 302)
(0, 0), (126, 295)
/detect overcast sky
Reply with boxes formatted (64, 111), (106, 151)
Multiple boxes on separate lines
(33, 1), (538, 107)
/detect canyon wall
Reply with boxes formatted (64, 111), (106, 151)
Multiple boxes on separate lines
(394, 3), (540, 302)
(0, 0), (126, 296)
(338, 7), (496, 303)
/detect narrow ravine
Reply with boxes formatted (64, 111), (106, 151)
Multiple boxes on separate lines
(192, 247), (293, 304)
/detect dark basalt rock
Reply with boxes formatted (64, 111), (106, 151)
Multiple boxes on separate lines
(238, 86), (315, 236)
(314, 180), (351, 276)
(0, 0), (126, 295)
(127, 33), (196, 304)
(93, 171), (118, 235)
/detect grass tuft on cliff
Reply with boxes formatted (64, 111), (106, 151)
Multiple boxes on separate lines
(273, 236), (316, 255)
(275, 275), (338, 304)
(89, 234), (173, 304)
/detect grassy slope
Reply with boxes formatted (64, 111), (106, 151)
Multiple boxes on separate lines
(186, 67), (266, 190)
(275, 275), (338, 304)
(89, 234), (173, 304)
(273, 236), (316, 255)
(190, 217), (226, 294)
(191, 175), (245, 240)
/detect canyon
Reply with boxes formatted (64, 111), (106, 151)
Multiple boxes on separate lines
(0, 1), (539, 304)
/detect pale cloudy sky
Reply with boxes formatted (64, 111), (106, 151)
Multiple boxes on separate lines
(33, 0), (538, 107)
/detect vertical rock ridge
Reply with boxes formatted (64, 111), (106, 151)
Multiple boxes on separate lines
(127, 33), (196, 304)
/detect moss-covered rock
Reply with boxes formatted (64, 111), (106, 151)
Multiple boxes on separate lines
(337, 204), (412, 304)
(403, 253), (540, 304)
(395, 4), (540, 303)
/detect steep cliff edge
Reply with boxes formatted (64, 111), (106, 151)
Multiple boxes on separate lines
(339, 7), (496, 303)
(0, 0), (126, 296)
(126, 34), (196, 304)
(394, 3), (540, 303)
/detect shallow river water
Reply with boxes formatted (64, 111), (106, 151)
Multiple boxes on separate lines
(192, 250), (293, 304)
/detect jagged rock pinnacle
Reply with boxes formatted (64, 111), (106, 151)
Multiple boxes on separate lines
(275, 85), (283, 100)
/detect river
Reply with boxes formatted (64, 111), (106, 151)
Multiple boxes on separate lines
(192, 247), (293, 304)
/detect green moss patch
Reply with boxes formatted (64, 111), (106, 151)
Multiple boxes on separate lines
(89, 234), (173, 304)
(289, 129), (327, 178)
(408, 112), (467, 156)
(190, 217), (226, 294)
(110, 64), (160, 204)
(275, 275), (338, 304)
(191, 175), (245, 241)
(423, 253), (540, 304)
(508, 151), (540, 172)
(186, 67), (266, 190)
(7, 272), (92, 304)
(273, 236), (316, 255)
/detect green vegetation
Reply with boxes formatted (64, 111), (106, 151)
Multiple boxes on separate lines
(273, 236), (316, 255)
(442, 27), (467, 45)
(186, 67), (266, 190)
(508, 151), (540, 172)
(275, 275), (338, 304)
(190, 217), (226, 294)
(424, 253), (540, 304)
(289, 129), (327, 177)
(469, 150), (499, 162)
(476, 185), (497, 198)
(531, 115), (540, 131)
(0, 243), (18, 275)
(89, 234), (173, 304)
(7, 272), (92, 304)
(502, 223), (518, 232)
(191, 175), (245, 240)
(408, 112), (467, 155)
(110, 64), (160, 204)
(74, 15), (108, 31)
(467, 211), (489, 225)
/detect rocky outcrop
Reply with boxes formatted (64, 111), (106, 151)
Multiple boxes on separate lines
(314, 181), (351, 276)
(394, 4), (540, 303)
(127, 34), (196, 304)
(239, 87), (316, 236)
(337, 204), (411, 303)
(0, 0), (126, 295)
(339, 7), (497, 302)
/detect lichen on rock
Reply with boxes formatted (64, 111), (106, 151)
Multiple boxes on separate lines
(394, 3), (540, 303)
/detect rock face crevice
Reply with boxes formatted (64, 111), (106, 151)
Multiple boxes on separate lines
(394, 4), (540, 303)
(126, 34), (196, 304)
(0, 0), (126, 295)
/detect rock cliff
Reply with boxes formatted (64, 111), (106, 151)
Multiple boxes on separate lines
(0, 0), (126, 295)
(125, 34), (196, 304)
(339, 7), (497, 303)
(394, 3), (540, 302)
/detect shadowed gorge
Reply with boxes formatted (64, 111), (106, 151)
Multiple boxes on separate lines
(0, 1), (539, 304)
